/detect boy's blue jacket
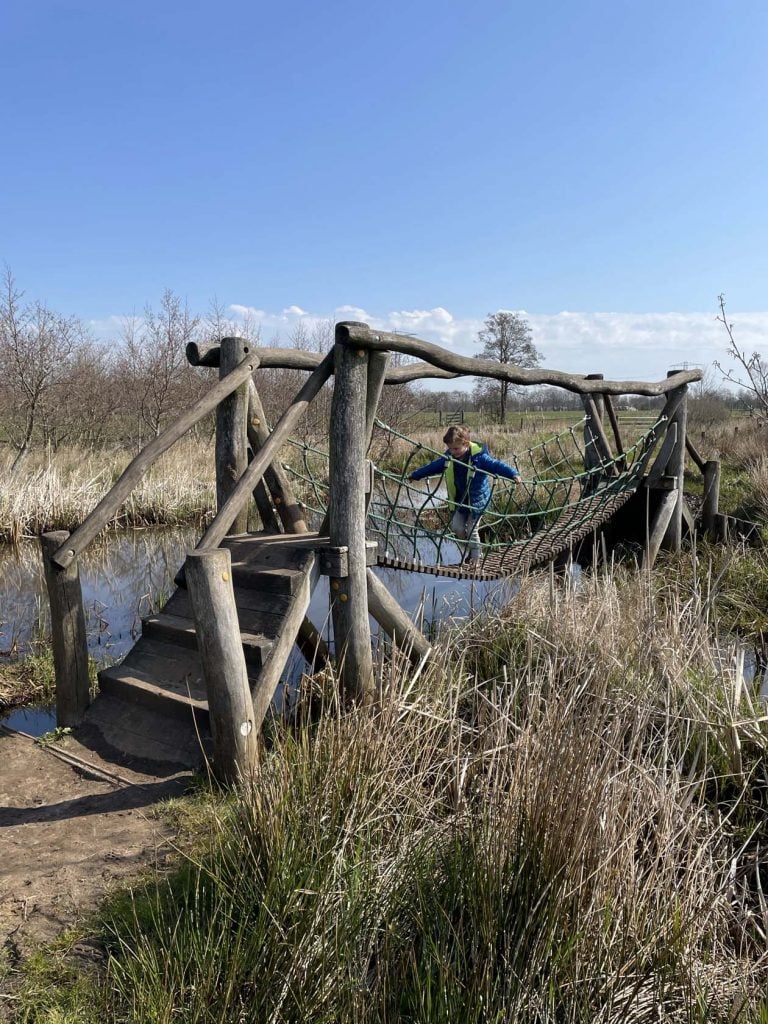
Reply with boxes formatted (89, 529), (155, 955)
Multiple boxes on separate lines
(410, 442), (520, 513)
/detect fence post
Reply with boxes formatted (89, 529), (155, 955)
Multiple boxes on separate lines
(40, 531), (90, 727)
(662, 373), (688, 551)
(329, 323), (374, 702)
(185, 547), (257, 783)
(703, 460), (721, 538)
(217, 336), (251, 535)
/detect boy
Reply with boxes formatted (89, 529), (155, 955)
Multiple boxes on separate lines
(408, 426), (520, 567)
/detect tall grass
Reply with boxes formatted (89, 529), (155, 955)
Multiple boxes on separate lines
(74, 558), (768, 1024)
(0, 440), (217, 543)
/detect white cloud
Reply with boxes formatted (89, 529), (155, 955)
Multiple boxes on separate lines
(94, 300), (768, 391)
(229, 304), (266, 319)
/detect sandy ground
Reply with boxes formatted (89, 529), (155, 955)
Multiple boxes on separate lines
(0, 711), (197, 1011)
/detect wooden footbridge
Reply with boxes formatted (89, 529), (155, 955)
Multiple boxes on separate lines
(41, 322), (718, 781)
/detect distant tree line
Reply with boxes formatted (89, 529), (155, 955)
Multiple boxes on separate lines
(0, 273), (422, 462)
(0, 279), (753, 466)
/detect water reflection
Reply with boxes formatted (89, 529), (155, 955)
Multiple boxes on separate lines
(1, 528), (513, 671)
(1, 528), (198, 662)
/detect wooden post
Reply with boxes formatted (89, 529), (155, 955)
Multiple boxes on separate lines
(586, 373), (605, 421)
(662, 375), (688, 551)
(217, 336), (250, 535)
(365, 351), (390, 446)
(581, 376), (615, 487)
(252, 474), (282, 533)
(247, 380), (308, 534)
(602, 394), (626, 468)
(40, 532), (90, 727)
(185, 548), (257, 783)
(644, 490), (678, 569)
(703, 460), (721, 537)
(328, 324), (374, 702)
(366, 568), (431, 665)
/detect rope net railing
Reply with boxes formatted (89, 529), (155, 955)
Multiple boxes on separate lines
(279, 411), (668, 579)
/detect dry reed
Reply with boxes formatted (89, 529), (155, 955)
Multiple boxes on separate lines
(0, 440), (217, 543)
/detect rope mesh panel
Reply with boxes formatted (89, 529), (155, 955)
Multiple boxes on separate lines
(280, 412), (668, 579)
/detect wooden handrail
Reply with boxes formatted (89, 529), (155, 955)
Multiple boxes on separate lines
(685, 436), (707, 473)
(187, 340), (461, 384)
(50, 354), (259, 569)
(190, 328), (703, 396)
(192, 350), (335, 554)
(337, 322), (703, 396)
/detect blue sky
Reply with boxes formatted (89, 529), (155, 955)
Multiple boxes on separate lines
(2, 0), (766, 383)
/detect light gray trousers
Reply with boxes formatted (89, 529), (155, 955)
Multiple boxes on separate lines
(451, 508), (481, 560)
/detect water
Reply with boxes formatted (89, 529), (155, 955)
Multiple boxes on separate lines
(0, 528), (198, 662)
(1, 527), (515, 728)
(2, 705), (56, 736)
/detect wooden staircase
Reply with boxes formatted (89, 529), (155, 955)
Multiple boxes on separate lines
(97, 533), (326, 734)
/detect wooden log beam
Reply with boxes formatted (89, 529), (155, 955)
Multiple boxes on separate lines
(366, 568), (431, 665)
(581, 393), (616, 468)
(365, 349), (390, 445)
(251, 551), (322, 725)
(703, 460), (721, 536)
(50, 355), (259, 569)
(191, 337), (700, 396)
(252, 475), (282, 533)
(644, 490), (678, 569)
(188, 340), (461, 384)
(602, 394), (626, 463)
(185, 548), (258, 782)
(662, 379), (688, 551)
(217, 337), (250, 535)
(40, 532), (91, 727)
(646, 423), (678, 487)
(685, 435), (707, 473)
(194, 351), (334, 554)
(247, 380), (308, 533)
(329, 336), (374, 702)
(337, 322), (703, 396)
(186, 339), (222, 367)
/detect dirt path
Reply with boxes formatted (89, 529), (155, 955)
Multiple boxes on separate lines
(0, 718), (194, 1008)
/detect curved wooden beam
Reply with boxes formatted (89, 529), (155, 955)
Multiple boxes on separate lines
(187, 340), (460, 384)
(337, 323), (703, 396)
(188, 328), (702, 396)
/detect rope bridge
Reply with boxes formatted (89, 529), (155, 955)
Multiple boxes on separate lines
(281, 412), (667, 581)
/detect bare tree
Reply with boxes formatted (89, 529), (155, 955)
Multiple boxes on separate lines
(473, 311), (542, 423)
(715, 294), (768, 416)
(0, 270), (87, 467)
(117, 290), (205, 441)
(38, 339), (120, 449)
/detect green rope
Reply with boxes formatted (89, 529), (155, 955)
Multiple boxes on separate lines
(279, 412), (667, 570)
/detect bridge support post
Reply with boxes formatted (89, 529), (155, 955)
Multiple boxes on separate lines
(247, 380), (309, 534)
(662, 376), (688, 551)
(703, 459), (721, 538)
(185, 547), (258, 783)
(217, 336), (251, 535)
(366, 568), (431, 665)
(40, 531), (91, 727)
(329, 323), (375, 703)
(581, 375), (615, 489)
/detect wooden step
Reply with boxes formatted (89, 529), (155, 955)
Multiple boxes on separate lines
(99, 637), (256, 724)
(98, 638), (209, 725)
(142, 612), (274, 670)
(161, 589), (287, 639)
